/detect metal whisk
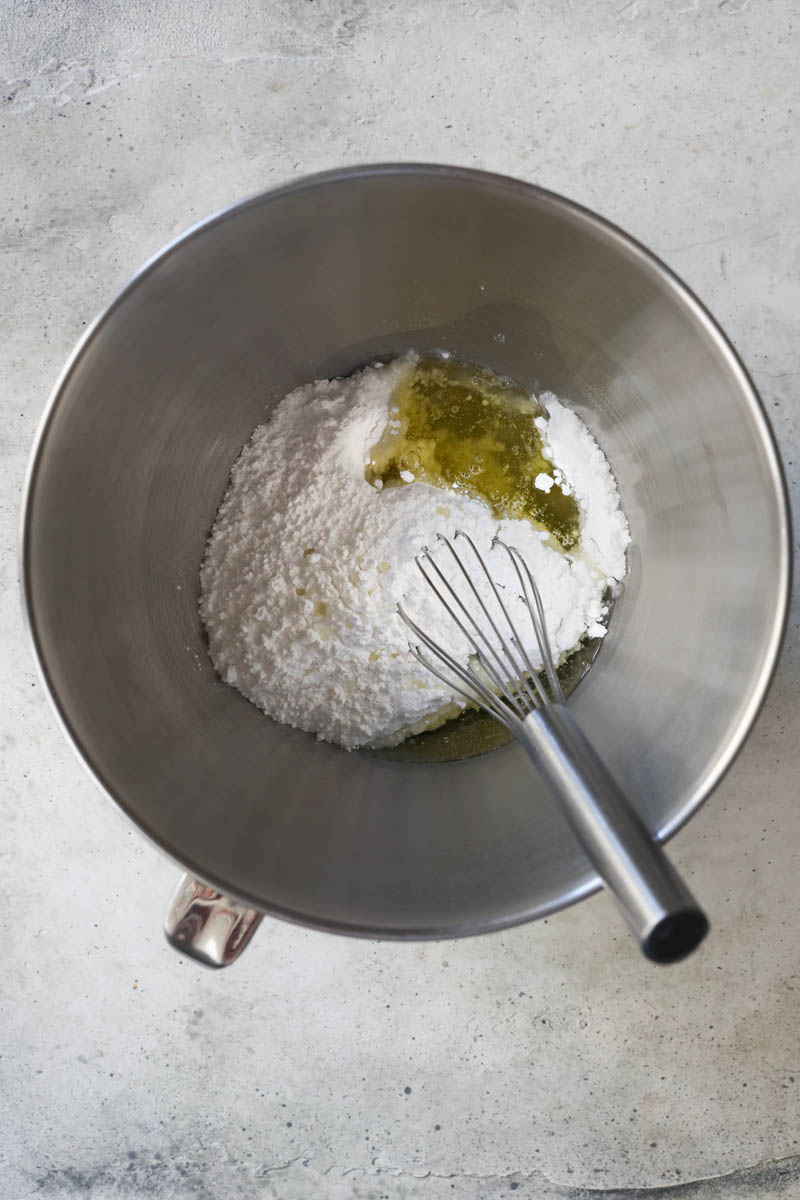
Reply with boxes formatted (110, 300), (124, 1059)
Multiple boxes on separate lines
(398, 531), (709, 964)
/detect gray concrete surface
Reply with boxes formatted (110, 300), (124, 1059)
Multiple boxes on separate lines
(1, 2), (799, 1197)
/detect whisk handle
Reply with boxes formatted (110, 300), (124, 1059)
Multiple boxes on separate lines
(520, 705), (708, 963)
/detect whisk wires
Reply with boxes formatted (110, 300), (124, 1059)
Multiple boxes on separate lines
(397, 531), (564, 733)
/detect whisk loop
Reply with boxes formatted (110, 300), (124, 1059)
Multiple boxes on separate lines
(397, 530), (563, 728)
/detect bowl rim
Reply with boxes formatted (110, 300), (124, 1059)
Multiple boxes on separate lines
(19, 162), (793, 940)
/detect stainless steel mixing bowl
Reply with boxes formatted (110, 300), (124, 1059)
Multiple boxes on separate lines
(22, 165), (790, 961)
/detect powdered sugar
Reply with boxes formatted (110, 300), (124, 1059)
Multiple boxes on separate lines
(199, 355), (629, 749)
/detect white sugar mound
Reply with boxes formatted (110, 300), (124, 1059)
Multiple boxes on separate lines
(199, 355), (630, 749)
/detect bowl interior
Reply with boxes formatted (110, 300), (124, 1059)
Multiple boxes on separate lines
(23, 167), (789, 936)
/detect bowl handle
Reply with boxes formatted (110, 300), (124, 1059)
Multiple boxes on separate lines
(163, 873), (262, 967)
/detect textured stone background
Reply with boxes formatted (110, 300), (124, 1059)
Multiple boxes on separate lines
(1, 2), (799, 1197)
